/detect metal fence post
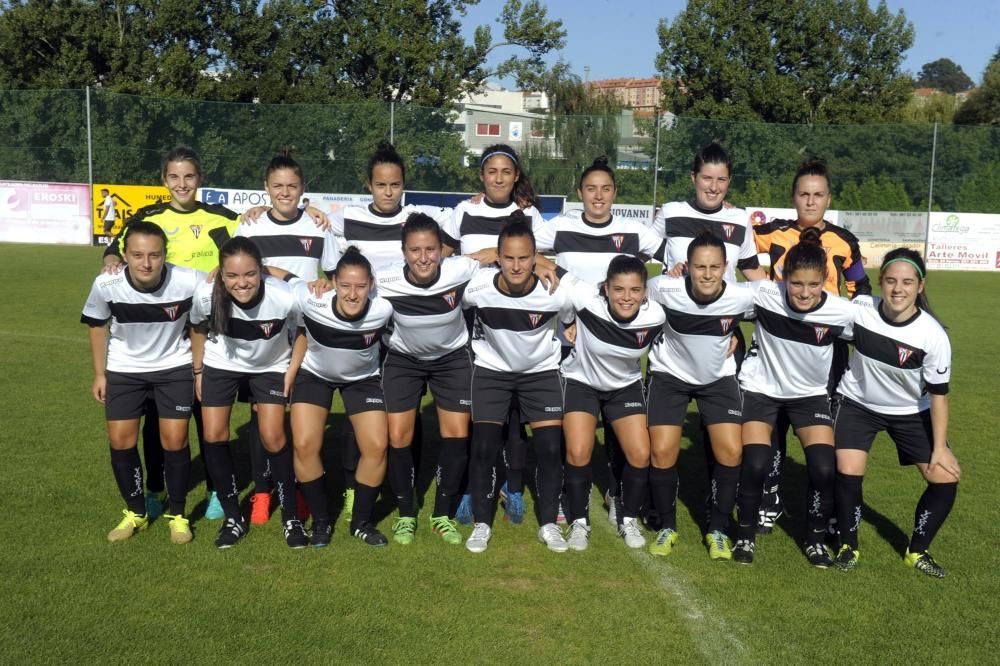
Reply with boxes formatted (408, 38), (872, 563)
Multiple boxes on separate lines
(652, 111), (662, 212)
(924, 121), (938, 257)
(85, 86), (94, 190)
(390, 101), (395, 145)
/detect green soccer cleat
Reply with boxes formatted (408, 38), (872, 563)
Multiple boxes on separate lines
(341, 488), (355, 521)
(905, 549), (946, 578)
(429, 515), (462, 545)
(165, 513), (193, 545)
(107, 509), (148, 542)
(834, 545), (860, 571)
(705, 530), (733, 561)
(392, 517), (417, 545)
(649, 528), (679, 556)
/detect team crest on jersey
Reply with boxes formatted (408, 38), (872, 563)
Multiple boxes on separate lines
(610, 235), (625, 251)
(719, 317), (734, 333)
(162, 305), (179, 321)
(528, 313), (543, 327)
(259, 322), (275, 337)
(363, 332), (377, 346)
(442, 291), (457, 309)
(299, 238), (314, 252)
(189, 225), (202, 239)
(720, 224), (735, 240)
(813, 325), (829, 343)
(634, 329), (649, 345)
(896, 345), (914, 366)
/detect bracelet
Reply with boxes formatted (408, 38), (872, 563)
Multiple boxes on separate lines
(192, 367), (204, 375)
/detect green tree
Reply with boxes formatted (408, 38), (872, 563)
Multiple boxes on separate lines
(902, 92), (958, 123)
(954, 59), (1000, 126)
(954, 161), (1000, 212)
(915, 58), (974, 93)
(655, 0), (914, 124)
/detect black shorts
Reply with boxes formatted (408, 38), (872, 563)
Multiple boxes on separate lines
(833, 396), (937, 466)
(382, 348), (472, 414)
(290, 370), (386, 415)
(201, 366), (286, 407)
(564, 378), (646, 423)
(741, 391), (832, 429)
(106, 366), (193, 421)
(646, 372), (743, 427)
(471, 367), (563, 424)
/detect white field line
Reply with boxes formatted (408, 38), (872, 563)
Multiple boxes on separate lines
(0, 330), (86, 345)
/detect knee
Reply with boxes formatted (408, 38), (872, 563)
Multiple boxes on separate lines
(259, 427), (286, 453)
(388, 426), (414, 449)
(471, 423), (504, 463)
(804, 444), (836, 484)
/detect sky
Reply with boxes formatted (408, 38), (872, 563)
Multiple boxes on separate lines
(460, 0), (999, 87)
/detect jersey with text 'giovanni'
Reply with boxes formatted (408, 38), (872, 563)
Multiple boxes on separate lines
(752, 219), (869, 297)
(332, 204), (456, 272)
(189, 277), (297, 374)
(646, 276), (755, 385)
(375, 256), (481, 361)
(463, 269), (575, 374)
(234, 210), (340, 279)
(534, 209), (666, 285)
(293, 283), (393, 383)
(739, 281), (854, 399)
(653, 200), (759, 283)
(81, 264), (203, 373)
(836, 296), (951, 415)
(451, 199), (545, 255)
(104, 201), (240, 273)
(560, 280), (665, 391)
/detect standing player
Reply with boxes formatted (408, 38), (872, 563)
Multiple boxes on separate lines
(189, 237), (307, 549)
(644, 233), (756, 560)
(751, 159), (870, 533)
(733, 229), (854, 566)
(463, 223), (576, 553)
(561, 255), (665, 551)
(101, 188), (117, 236)
(82, 222), (202, 544)
(375, 213), (485, 545)
(288, 248), (393, 547)
(102, 146), (241, 521)
(833, 249), (958, 577)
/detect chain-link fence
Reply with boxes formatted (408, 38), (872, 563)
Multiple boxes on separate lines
(1, 88), (999, 213)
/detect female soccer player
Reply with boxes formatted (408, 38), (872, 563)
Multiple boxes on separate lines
(645, 232), (756, 560)
(833, 249), (958, 577)
(561, 255), (665, 551)
(375, 213), (485, 546)
(189, 237), (307, 549)
(82, 221), (203, 544)
(463, 222), (576, 553)
(288, 248), (393, 547)
(751, 159), (870, 533)
(733, 229), (854, 567)
(102, 146), (241, 521)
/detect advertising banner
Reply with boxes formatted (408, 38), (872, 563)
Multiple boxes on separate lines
(563, 202), (657, 227)
(839, 211), (928, 267)
(198, 188), (373, 217)
(745, 207), (841, 227)
(0, 181), (92, 245)
(93, 184), (170, 245)
(926, 212), (1000, 271)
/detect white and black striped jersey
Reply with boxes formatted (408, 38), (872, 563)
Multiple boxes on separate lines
(189, 277), (297, 374)
(234, 209), (340, 279)
(534, 209), (666, 285)
(332, 204), (457, 272)
(450, 199), (545, 255)
(293, 283), (394, 383)
(560, 280), (666, 391)
(463, 268), (576, 374)
(837, 296), (951, 415)
(653, 200), (759, 282)
(81, 264), (204, 373)
(646, 275), (756, 385)
(739, 281), (854, 399)
(374, 256), (481, 361)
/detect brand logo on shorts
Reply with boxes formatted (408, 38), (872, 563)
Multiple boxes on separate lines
(459, 399), (472, 406)
(727, 409), (742, 416)
(442, 290), (457, 309)
(896, 345), (914, 366)
(719, 317), (734, 334)
(300, 238), (314, 252)
(269, 389), (285, 397)
(363, 332), (378, 346)
(813, 412), (832, 421)
(175, 405), (191, 412)
(365, 397), (384, 404)
(544, 406), (562, 412)
(189, 225), (202, 239)
(813, 326), (829, 343)
(162, 304), (180, 320)
(611, 234), (625, 251)
(720, 223), (735, 240)
(623, 402), (643, 408)
(634, 329), (649, 345)
(528, 313), (543, 327)
(259, 322), (275, 337)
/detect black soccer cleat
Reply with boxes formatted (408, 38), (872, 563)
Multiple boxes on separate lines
(352, 523), (389, 547)
(310, 519), (333, 548)
(283, 519), (309, 549)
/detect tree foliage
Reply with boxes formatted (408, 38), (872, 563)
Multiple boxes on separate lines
(655, 0), (915, 124)
(915, 58), (974, 94)
(954, 59), (1000, 126)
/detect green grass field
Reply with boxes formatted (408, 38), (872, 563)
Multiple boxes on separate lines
(2, 243), (999, 663)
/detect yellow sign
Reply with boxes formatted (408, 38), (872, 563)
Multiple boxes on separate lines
(92, 184), (170, 241)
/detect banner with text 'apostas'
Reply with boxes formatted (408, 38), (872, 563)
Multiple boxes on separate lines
(0, 181), (92, 245)
(926, 212), (1000, 272)
(198, 188), (373, 215)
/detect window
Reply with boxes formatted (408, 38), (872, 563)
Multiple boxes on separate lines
(476, 123), (501, 136)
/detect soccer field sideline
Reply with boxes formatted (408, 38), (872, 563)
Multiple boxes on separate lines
(2, 243), (999, 663)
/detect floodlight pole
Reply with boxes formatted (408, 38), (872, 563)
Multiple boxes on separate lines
(85, 86), (94, 190)
(652, 111), (662, 213)
(924, 121), (938, 257)
(390, 101), (395, 144)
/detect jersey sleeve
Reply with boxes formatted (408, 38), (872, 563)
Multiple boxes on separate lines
(922, 326), (952, 395)
(562, 272), (599, 310)
(80, 278), (111, 326)
(427, 206), (460, 250)
(533, 217), (557, 252)
(651, 206), (666, 238)
(645, 274), (668, 306)
(189, 282), (212, 326)
(638, 224), (667, 262)
(838, 230), (871, 298)
(320, 228), (341, 275)
(329, 207), (346, 238)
